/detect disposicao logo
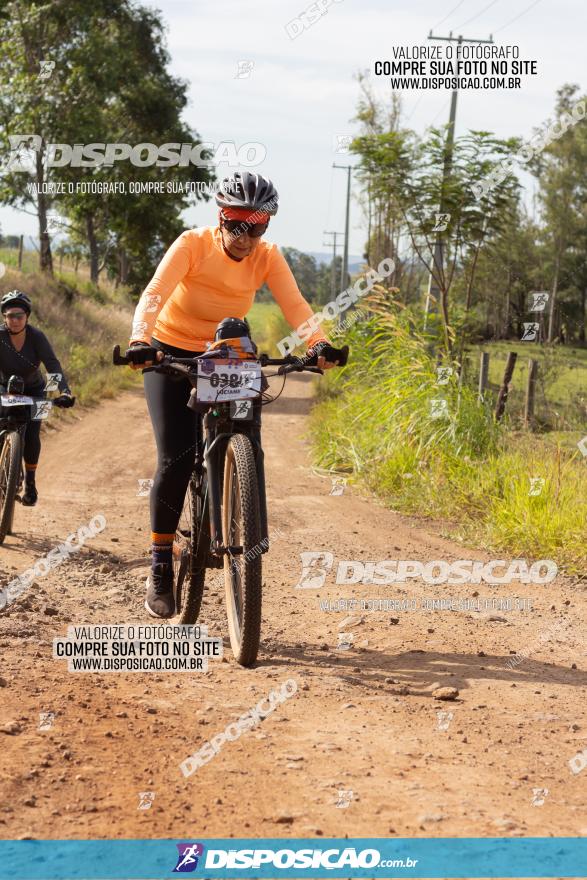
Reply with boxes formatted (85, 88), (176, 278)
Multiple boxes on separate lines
(173, 843), (205, 872)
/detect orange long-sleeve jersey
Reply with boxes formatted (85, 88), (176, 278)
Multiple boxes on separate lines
(130, 225), (327, 352)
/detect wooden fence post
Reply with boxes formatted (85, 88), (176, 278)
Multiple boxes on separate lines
(524, 358), (539, 428)
(458, 353), (468, 389)
(478, 352), (490, 402)
(495, 352), (518, 421)
(17, 234), (23, 270)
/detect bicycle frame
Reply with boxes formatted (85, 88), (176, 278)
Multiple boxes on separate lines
(112, 339), (346, 659)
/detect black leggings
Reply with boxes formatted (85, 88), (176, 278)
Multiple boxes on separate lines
(143, 340), (203, 536)
(23, 419), (42, 467)
(24, 384), (45, 467)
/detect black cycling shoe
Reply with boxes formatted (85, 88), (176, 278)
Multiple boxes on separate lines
(21, 485), (38, 507)
(145, 562), (176, 619)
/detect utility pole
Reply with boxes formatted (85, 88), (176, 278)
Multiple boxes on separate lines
(333, 163), (353, 293)
(366, 175), (372, 264)
(424, 30), (493, 331)
(323, 231), (344, 301)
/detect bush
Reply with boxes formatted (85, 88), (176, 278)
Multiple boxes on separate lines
(311, 293), (587, 572)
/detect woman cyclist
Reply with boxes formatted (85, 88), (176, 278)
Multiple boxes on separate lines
(124, 171), (346, 619)
(0, 290), (74, 506)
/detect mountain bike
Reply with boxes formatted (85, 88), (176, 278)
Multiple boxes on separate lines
(113, 340), (348, 667)
(0, 376), (75, 544)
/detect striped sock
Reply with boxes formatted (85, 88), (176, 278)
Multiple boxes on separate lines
(151, 533), (174, 569)
(25, 463), (37, 485)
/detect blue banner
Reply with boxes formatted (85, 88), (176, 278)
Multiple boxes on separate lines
(0, 837), (586, 878)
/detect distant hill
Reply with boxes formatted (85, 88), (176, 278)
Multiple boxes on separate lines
(306, 251), (365, 274)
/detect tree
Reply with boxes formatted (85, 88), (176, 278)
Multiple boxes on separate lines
(315, 256), (342, 305)
(531, 85), (587, 342)
(351, 125), (520, 354)
(0, 0), (213, 283)
(281, 248), (320, 302)
(459, 206), (542, 341)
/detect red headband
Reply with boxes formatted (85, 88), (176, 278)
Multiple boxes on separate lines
(220, 207), (270, 223)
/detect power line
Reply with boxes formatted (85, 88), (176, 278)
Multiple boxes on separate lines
(494, 0), (542, 32)
(429, 96), (452, 128)
(455, 0), (501, 30)
(406, 93), (424, 122)
(432, 0), (467, 30)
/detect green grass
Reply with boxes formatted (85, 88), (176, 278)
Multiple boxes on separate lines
(0, 246), (39, 276)
(465, 341), (587, 431)
(310, 295), (587, 573)
(0, 245), (127, 297)
(246, 301), (290, 356)
(0, 266), (139, 413)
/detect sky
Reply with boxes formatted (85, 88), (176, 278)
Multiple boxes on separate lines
(1, 0), (585, 258)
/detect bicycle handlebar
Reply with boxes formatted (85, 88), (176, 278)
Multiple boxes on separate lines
(112, 344), (349, 377)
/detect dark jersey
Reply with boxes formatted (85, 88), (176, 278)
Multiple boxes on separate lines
(0, 325), (70, 393)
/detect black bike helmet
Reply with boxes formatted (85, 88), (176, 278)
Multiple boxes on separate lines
(215, 172), (278, 215)
(1, 290), (32, 315)
(214, 317), (252, 341)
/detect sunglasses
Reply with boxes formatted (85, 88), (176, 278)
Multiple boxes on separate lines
(222, 219), (268, 238)
(4, 311), (26, 319)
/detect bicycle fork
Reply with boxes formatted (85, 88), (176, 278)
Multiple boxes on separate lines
(202, 410), (269, 558)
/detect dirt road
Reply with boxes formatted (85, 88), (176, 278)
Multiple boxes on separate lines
(0, 375), (586, 842)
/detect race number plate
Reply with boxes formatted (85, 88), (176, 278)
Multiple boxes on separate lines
(1, 395), (34, 406)
(0, 396), (53, 420)
(196, 359), (262, 402)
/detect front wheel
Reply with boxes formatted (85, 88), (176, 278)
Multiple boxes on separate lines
(222, 433), (263, 667)
(0, 431), (21, 544)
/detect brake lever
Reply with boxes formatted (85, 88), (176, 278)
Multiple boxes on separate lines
(277, 363), (299, 376)
(169, 362), (197, 377)
(277, 362), (325, 376)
